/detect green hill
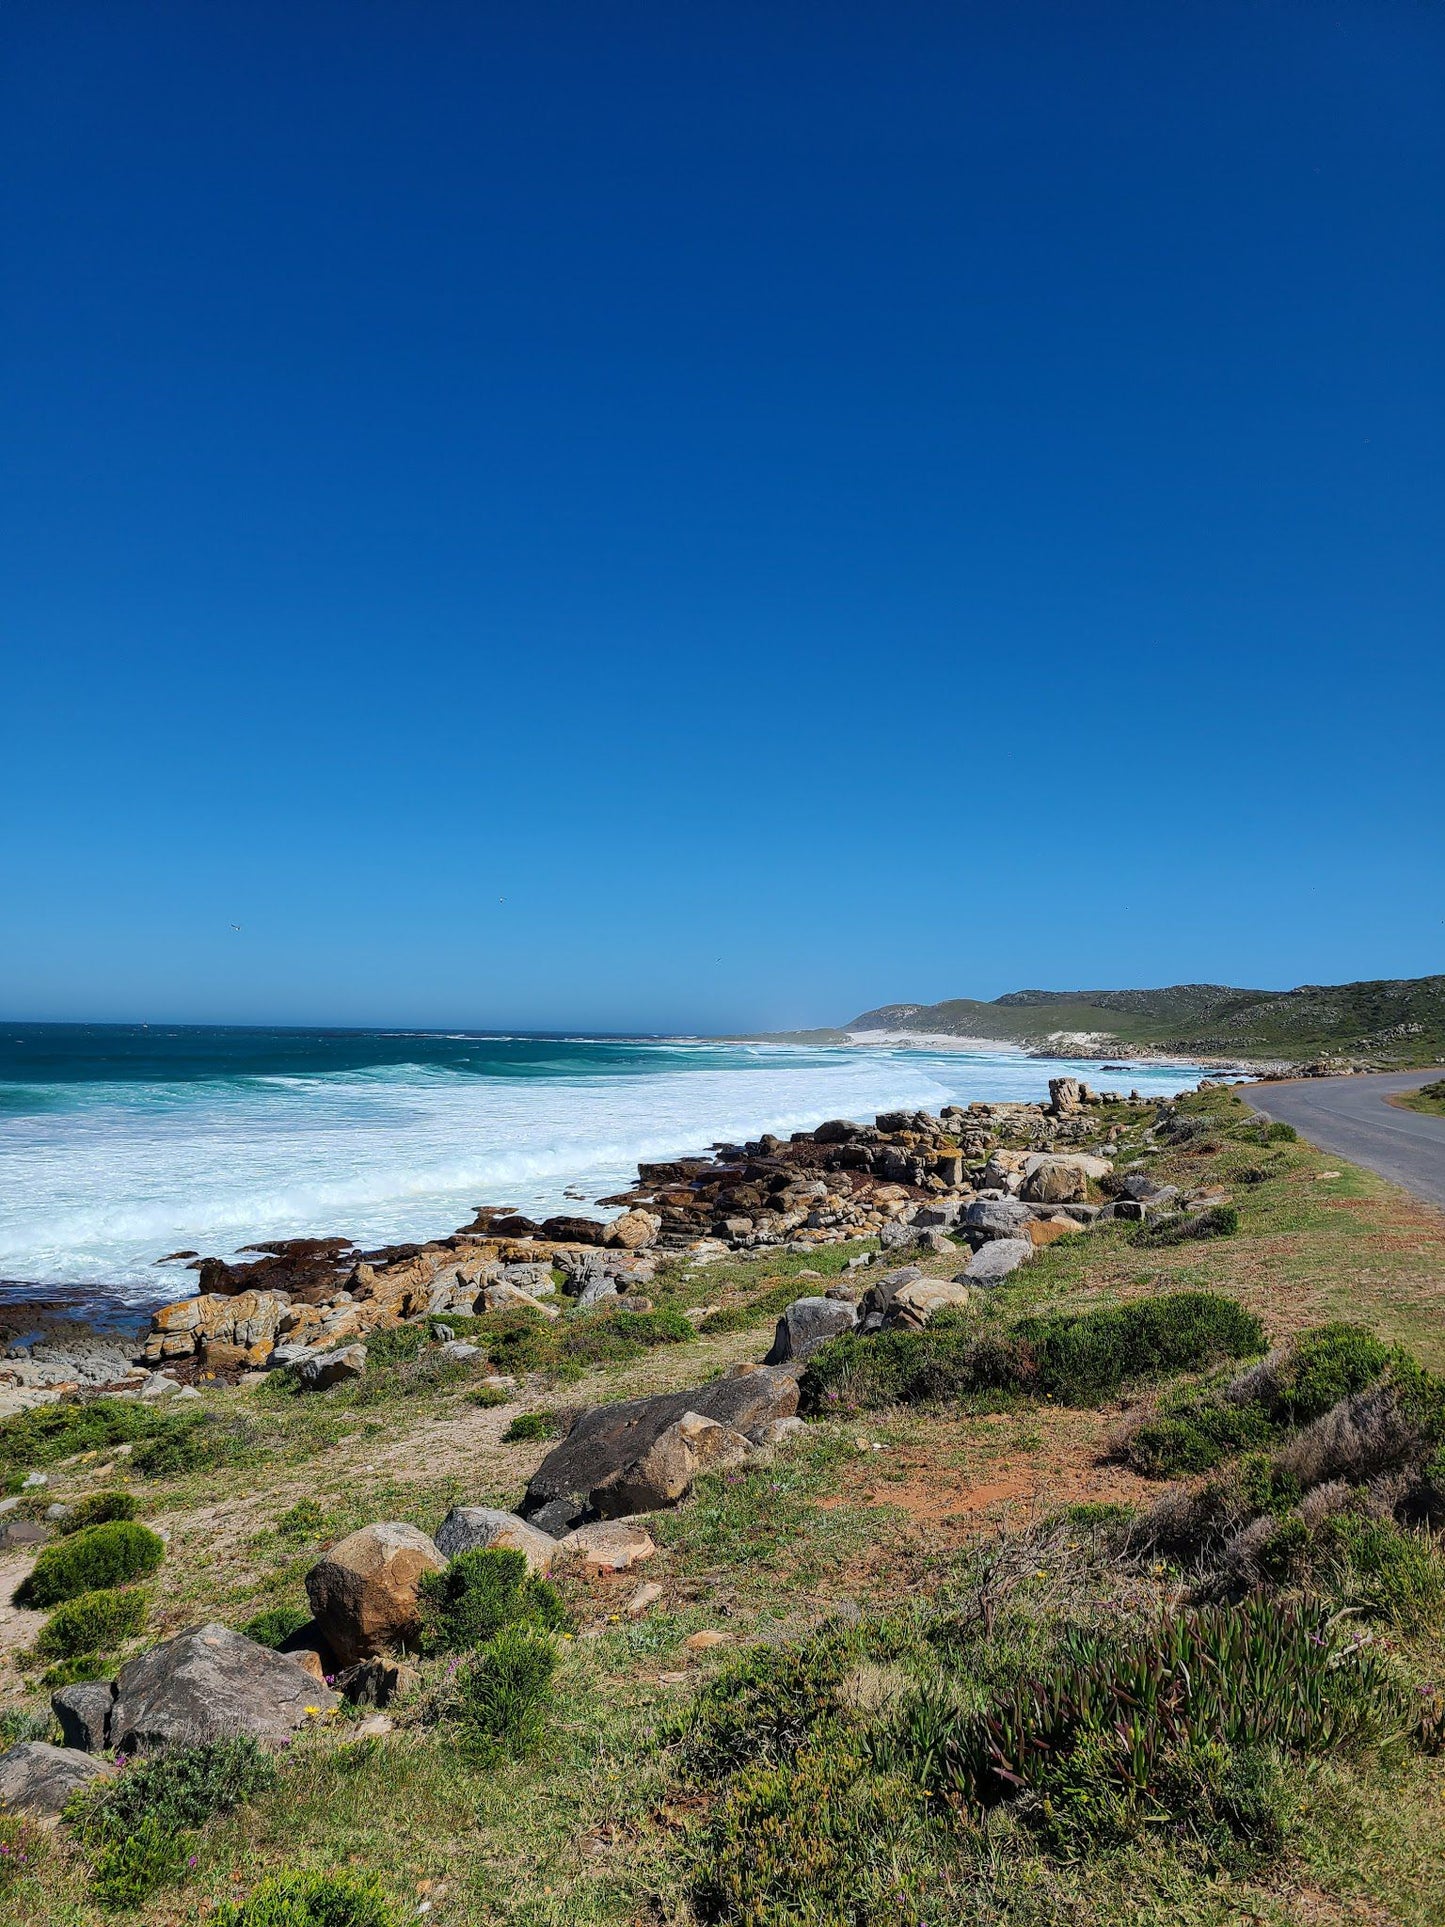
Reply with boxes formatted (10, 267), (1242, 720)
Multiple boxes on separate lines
(847, 975), (1445, 1065)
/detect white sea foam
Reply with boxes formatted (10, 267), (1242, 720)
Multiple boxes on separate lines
(0, 1041), (1203, 1300)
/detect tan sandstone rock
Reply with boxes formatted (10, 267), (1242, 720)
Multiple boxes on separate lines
(305, 1522), (445, 1664)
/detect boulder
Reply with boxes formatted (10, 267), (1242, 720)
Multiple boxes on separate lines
(765, 1296), (858, 1365)
(858, 1265), (924, 1332)
(604, 1209), (660, 1250)
(296, 1343), (367, 1391)
(332, 1657), (416, 1707)
(596, 1411), (755, 1516)
(435, 1506), (559, 1574)
(885, 1278), (975, 1329)
(108, 1622), (336, 1752)
(553, 1519), (656, 1572)
(1121, 1174), (1179, 1205)
(912, 1201), (962, 1228)
(963, 1199), (1035, 1242)
(913, 1228), (957, 1257)
(0, 1740), (112, 1816)
(1019, 1159), (1089, 1205)
(962, 1238), (1033, 1283)
(52, 1680), (115, 1753)
(520, 1365), (798, 1531)
(1028, 1216), (1082, 1248)
(482, 1281), (560, 1319)
(305, 1522), (445, 1664)
(1048, 1077), (1083, 1115)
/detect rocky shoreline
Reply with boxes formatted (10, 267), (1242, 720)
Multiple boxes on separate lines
(1, 1074), (1224, 1419)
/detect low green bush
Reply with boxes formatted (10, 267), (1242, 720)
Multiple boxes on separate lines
(15, 1521), (164, 1607)
(1259, 1323), (1393, 1425)
(277, 1498), (326, 1538)
(502, 1410), (562, 1443)
(692, 1735), (939, 1926)
(89, 1812), (190, 1910)
(0, 1397), (173, 1478)
(558, 1306), (695, 1368)
(358, 1324), (430, 1368)
(36, 1585), (147, 1659)
(1131, 1203), (1240, 1247)
(211, 1870), (396, 1926)
(417, 1547), (566, 1654)
(455, 1624), (559, 1763)
(682, 1638), (850, 1783)
(60, 1491), (138, 1533)
(73, 1736), (279, 1908)
(1122, 1399), (1276, 1478)
(804, 1292), (1265, 1414)
(882, 1598), (1394, 1853)
(241, 1604), (311, 1649)
(130, 1422), (219, 1478)
(40, 1653), (111, 1688)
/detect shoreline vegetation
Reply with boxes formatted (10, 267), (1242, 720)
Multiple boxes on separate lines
(4, 1070), (1445, 1923)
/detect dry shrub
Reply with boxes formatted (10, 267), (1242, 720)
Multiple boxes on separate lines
(1275, 1385), (1421, 1492)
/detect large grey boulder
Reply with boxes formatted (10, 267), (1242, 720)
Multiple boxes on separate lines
(962, 1239), (1033, 1283)
(858, 1266), (924, 1333)
(52, 1680), (116, 1753)
(596, 1411), (755, 1516)
(963, 1199), (1035, 1242)
(108, 1622), (337, 1752)
(520, 1365), (798, 1531)
(435, 1505), (559, 1574)
(296, 1343), (367, 1391)
(765, 1296), (858, 1365)
(0, 1740), (112, 1816)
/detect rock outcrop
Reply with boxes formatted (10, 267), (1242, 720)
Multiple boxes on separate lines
(434, 1506), (559, 1574)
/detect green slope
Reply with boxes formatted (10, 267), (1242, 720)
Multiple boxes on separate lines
(848, 975), (1445, 1064)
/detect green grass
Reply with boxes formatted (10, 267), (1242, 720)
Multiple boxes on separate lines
(1397, 1078), (1445, 1118)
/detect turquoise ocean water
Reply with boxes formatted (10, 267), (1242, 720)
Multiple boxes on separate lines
(0, 1024), (1208, 1303)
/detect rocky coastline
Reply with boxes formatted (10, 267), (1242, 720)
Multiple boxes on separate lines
(1, 1073), (1220, 1420)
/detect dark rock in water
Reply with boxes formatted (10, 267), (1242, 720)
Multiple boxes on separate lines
(538, 1215), (609, 1245)
(194, 1237), (355, 1300)
(483, 1215), (541, 1239)
(765, 1296), (858, 1365)
(52, 1681), (115, 1753)
(108, 1622), (336, 1751)
(520, 1365), (800, 1531)
(0, 1740), (112, 1815)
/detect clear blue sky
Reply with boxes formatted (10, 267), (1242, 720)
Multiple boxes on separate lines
(2, 1), (1441, 1033)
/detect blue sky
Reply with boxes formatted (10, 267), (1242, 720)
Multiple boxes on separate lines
(2, 1), (1441, 1033)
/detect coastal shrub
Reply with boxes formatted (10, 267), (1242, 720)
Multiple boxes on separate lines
(1131, 1204), (1239, 1248)
(1242, 1323), (1393, 1426)
(559, 1306), (693, 1368)
(211, 1870), (396, 1926)
(454, 1625), (559, 1764)
(470, 1385), (510, 1408)
(472, 1306), (557, 1376)
(74, 1736), (278, 1908)
(1121, 1396), (1276, 1479)
(357, 1324), (429, 1368)
(35, 1585), (147, 1659)
(241, 1604), (311, 1649)
(88, 1813), (190, 1909)
(130, 1415), (254, 1478)
(41, 1653), (111, 1688)
(0, 1397), (172, 1477)
(416, 1547), (567, 1654)
(61, 1491), (138, 1533)
(881, 1598), (1394, 1852)
(502, 1410), (562, 1443)
(804, 1293), (1265, 1414)
(15, 1520), (164, 1607)
(691, 1736), (940, 1926)
(276, 1497), (326, 1538)
(0, 1709), (53, 1747)
(682, 1638), (850, 1783)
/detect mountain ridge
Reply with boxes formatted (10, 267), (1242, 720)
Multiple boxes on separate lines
(846, 975), (1445, 1065)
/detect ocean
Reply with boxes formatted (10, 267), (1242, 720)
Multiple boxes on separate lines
(0, 1023), (1208, 1305)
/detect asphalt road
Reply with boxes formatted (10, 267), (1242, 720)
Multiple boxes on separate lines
(1246, 1071), (1445, 1209)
